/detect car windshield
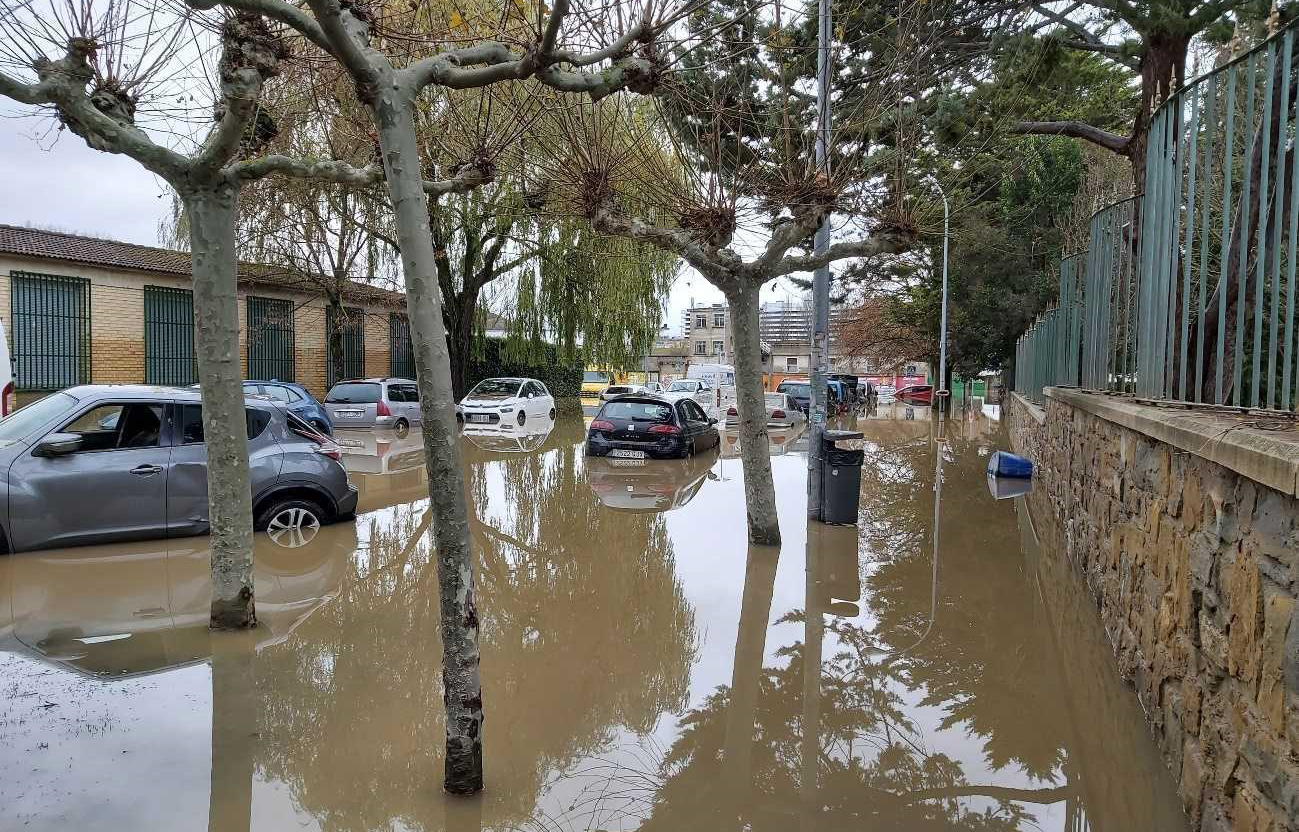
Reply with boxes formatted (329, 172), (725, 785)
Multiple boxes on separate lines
(779, 383), (810, 397)
(325, 383), (381, 404)
(583, 371), (610, 384)
(667, 381), (695, 392)
(0, 392), (77, 442)
(601, 401), (673, 422)
(469, 379), (522, 397)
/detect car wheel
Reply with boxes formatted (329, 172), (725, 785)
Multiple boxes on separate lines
(258, 498), (324, 549)
(517, 410), (526, 426)
(549, 407), (556, 420)
(394, 417), (410, 437)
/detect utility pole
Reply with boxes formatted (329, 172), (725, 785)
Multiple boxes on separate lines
(807, 0), (833, 519)
(928, 174), (951, 413)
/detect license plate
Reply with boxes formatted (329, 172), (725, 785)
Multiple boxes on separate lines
(611, 458), (647, 467)
(337, 410), (363, 418)
(610, 449), (647, 459)
(468, 414), (491, 424)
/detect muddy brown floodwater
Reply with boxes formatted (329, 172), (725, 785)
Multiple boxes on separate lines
(0, 404), (1189, 831)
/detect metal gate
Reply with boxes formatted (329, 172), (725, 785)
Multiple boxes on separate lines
(247, 296), (295, 381)
(144, 286), (197, 386)
(326, 306), (364, 388)
(11, 272), (91, 391)
(389, 312), (414, 378)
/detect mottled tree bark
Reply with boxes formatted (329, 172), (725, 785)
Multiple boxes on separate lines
(188, 187), (258, 629)
(373, 90), (483, 794)
(726, 282), (781, 545)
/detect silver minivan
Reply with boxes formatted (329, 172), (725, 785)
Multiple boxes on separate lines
(323, 377), (421, 432)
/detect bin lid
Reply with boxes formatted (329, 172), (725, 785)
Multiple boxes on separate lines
(822, 429), (863, 442)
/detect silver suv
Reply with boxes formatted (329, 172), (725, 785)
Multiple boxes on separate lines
(0, 385), (358, 553)
(323, 377), (421, 433)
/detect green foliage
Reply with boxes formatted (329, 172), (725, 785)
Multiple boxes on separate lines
(467, 336), (584, 398)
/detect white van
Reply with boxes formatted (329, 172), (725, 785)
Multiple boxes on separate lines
(0, 320), (11, 417)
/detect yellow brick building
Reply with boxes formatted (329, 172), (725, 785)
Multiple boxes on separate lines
(0, 225), (410, 402)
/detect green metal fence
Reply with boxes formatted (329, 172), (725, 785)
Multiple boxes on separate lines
(144, 286), (197, 386)
(247, 296), (295, 381)
(11, 272), (91, 391)
(1017, 23), (1299, 410)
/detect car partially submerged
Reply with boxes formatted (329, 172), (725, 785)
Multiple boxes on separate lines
(0, 385), (356, 553)
(724, 392), (807, 427)
(586, 394), (719, 459)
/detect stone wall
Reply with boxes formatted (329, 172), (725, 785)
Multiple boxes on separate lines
(1007, 391), (1299, 832)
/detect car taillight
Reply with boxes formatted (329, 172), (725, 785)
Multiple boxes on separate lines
(772, 409), (786, 419)
(376, 400), (392, 417)
(315, 444), (342, 461)
(727, 406), (738, 416)
(648, 424), (680, 435)
(1, 381), (11, 417)
(590, 419), (614, 432)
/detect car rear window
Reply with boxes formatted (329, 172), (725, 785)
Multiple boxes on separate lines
(779, 383), (810, 396)
(325, 383), (381, 404)
(601, 401), (674, 422)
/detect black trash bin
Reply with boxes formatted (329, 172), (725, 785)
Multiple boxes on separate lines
(820, 429), (864, 524)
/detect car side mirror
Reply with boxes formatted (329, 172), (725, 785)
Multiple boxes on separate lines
(34, 432), (82, 457)
(709, 417), (718, 425)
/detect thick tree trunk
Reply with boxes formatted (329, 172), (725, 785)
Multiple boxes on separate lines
(726, 282), (781, 545)
(188, 187), (257, 630)
(373, 91), (484, 794)
(445, 289), (479, 400)
(1130, 31), (1190, 199)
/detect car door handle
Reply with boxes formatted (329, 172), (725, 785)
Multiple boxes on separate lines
(130, 464), (164, 476)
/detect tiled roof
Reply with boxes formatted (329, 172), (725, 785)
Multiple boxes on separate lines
(0, 224), (403, 305)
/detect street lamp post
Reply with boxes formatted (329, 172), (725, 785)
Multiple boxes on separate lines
(807, 0), (833, 519)
(928, 175), (950, 413)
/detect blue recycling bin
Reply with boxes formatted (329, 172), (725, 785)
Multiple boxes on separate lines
(988, 450), (1033, 479)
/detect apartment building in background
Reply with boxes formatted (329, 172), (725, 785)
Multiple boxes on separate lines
(0, 225), (412, 403)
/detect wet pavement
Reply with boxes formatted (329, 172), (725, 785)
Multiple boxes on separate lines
(0, 404), (1187, 831)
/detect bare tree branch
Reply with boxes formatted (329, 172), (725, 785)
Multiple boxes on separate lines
(1012, 120), (1130, 155)
(767, 233), (913, 278)
(226, 155), (493, 195)
(186, 0), (334, 57)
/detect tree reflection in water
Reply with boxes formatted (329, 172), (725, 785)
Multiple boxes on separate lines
(254, 417), (698, 831)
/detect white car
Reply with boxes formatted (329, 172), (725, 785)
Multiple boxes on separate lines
(600, 384), (639, 402)
(724, 392), (807, 427)
(459, 377), (555, 428)
(665, 377), (715, 412)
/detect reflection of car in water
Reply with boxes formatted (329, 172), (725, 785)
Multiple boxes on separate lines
(337, 429), (429, 513)
(585, 448), (719, 513)
(462, 418), (555, 454)
(0, 523), (358, 679)
(720, 422), (807, 459)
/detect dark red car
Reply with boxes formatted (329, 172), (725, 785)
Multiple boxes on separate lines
(895, 384), (934, 405)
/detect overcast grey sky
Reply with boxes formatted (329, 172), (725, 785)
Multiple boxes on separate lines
(0, 119), (804, 336)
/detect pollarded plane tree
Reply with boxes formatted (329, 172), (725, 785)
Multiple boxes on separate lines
(0, 0), (482, 629)
(178, 0), (705, 794)
(534, 0), (1010, 545)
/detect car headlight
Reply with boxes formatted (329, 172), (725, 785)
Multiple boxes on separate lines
(499, 406), (514, 413)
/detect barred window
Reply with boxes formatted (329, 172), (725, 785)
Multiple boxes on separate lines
(389, 312), (414, 378)
(144, 286), (197, 386)
(326, 306), (365, 388)
(247, 296), (295, 381)
(11, 272), (91, 391)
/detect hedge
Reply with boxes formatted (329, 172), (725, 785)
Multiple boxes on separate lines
(465, 337), (584, 399)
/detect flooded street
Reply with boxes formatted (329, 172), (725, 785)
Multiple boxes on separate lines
(0, 405), (1187, 831)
